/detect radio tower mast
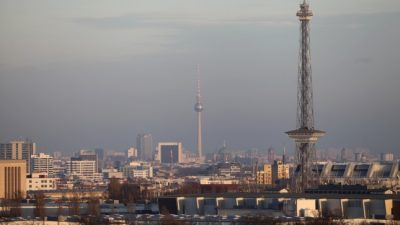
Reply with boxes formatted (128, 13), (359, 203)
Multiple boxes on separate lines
(286, 0), (325, 193)
(194, 65), (204, 162)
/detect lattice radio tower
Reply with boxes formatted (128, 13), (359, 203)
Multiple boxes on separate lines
(286, 0), (325, 193)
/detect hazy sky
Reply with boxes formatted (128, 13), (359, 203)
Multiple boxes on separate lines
(1, 0), (399, 155)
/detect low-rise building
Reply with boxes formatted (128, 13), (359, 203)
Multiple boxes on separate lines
(27, 172), (57, 191)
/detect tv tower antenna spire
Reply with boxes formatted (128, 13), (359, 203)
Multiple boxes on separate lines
(286, 0), (325, 193)
(194, 64), (204, 162)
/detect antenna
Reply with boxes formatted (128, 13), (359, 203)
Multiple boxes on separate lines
(196, 64), (201, 97)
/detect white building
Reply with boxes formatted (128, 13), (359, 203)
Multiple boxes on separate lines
(69, 159), (102, 181)
(123, 161), (153, 179)
(27, 172), (57, 191)
(31, 153), (54, 177)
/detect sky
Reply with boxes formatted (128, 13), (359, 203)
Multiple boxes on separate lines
(0, 0), (399, 155)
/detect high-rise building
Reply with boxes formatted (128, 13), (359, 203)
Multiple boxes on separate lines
(194, 78), (204, 162)
(0, 160), (27, 199)
(286, 0), (325, 192)
(157, 142), (182, 164)
(95, 148), (105, 172)
(137, 133), (153, 161)
(31, 153), (54, 177)
(0, 140), (36, 173)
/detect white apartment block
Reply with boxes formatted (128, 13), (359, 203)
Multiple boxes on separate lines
(27, 172), (57, 191)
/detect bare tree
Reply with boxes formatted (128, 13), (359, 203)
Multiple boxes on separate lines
(9, 191), (23, 217)
(87, 193), (99, 217)
(0, 199), (12, 217)
(33, 192), (46, 219)
(69, 192), (80, 216)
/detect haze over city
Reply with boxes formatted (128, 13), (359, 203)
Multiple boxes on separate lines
(1, 0), (399, 154)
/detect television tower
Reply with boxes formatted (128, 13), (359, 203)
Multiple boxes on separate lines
(194, 69), (204, 162)
(286, 0), (325, 193)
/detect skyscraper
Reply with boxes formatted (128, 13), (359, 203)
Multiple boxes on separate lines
(137, 133), (153, 161)
(194, 79), (204, 162)
(0, 139), (36, 174)
(286, 0), (325, 193)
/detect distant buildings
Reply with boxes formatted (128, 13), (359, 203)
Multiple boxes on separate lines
(256, 161), (290, 186)
(0, 160), (27, 199)
(137, 133), (153, 161)
(123, 161), (153, 179)
(31, 153), (54, 177)
(0, 140), (36, 173)
(157, 142), (182, 164)
(381, 152), (394, 162)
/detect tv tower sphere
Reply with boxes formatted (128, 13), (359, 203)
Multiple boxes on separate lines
(194, 102), (203, 112)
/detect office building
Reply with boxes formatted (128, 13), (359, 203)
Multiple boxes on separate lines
(78, 149), (99, 172)
(0, 160), (27, 199)
(69, 158), (102, 181)
(31, 153), (54, 177)
(0, 140), (36, 173)
(157, 142), (182, 164)
(137, 133), (153, 161)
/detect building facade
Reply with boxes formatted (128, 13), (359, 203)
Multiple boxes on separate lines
(257, 164), (272, 185)
(271, 160), (290, 186)
(0, 160), (27, 199)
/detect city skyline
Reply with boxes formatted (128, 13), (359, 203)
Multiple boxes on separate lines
(1, 0), (400, 154)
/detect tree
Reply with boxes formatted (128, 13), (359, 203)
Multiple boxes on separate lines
(33, 192), (46, 219)
(87, 195), (99, 216)
(108, 178), (122, 200)
(69, 192), (80, 216)
(9, 191), (23, 217)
